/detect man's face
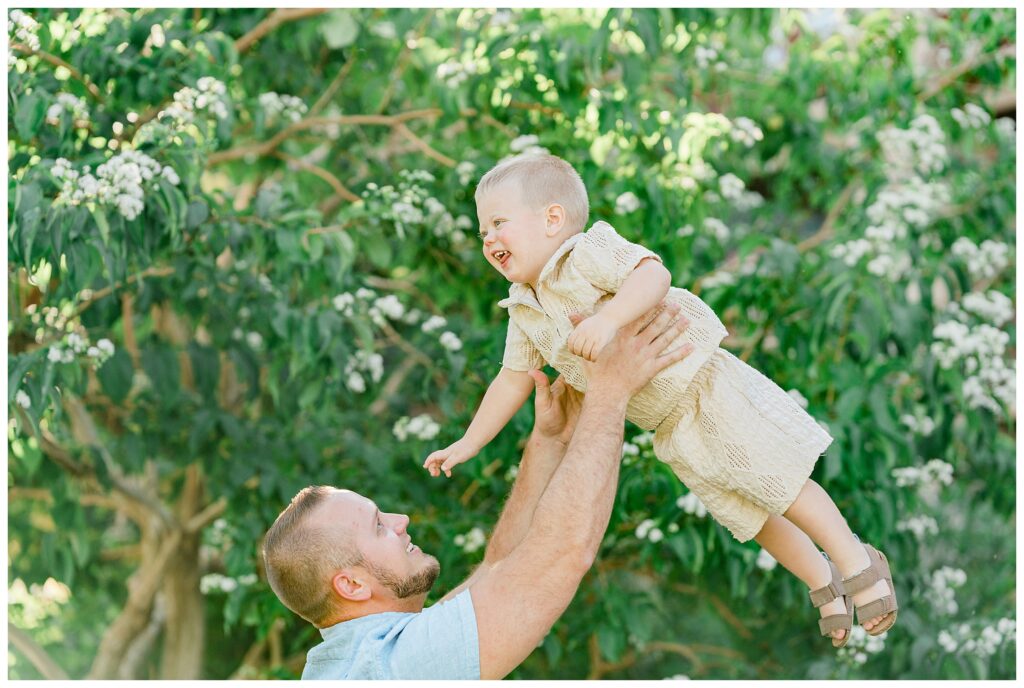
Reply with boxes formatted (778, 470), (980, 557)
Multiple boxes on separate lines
(314, 489), (440, 601)
(477, 181), (557, 285)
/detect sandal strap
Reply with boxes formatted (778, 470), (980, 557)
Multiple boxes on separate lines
(857, 595), (898, 619)
(819, 612), (853, 637)
(843, 545), (892, 595)
(809, 579), (844, 607)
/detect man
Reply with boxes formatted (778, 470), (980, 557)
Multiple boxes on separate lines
(263, 304), (693, 679)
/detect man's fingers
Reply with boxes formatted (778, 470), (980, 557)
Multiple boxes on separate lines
(568, 312), (583, 325)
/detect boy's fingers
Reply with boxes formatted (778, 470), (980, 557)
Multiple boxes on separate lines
(568, 312), (583, 325)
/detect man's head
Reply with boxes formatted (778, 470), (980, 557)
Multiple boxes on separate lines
(474, 153), (589, 285)
(263, 486), (440, 628)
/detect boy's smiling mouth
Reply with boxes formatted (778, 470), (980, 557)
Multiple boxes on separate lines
(492, 249), (511, 268)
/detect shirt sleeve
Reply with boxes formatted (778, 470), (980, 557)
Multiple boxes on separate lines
(570, 222), (662, 293)
(501, 319), (545, 372)
(389, 589), (481, 680)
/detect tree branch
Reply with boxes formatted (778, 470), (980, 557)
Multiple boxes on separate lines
(184, 497), (228, 534)
(8, 623), (69, 680)
(72, 265), (175, 319)
(394, 122), (457, 167)
(309, 54), (359, 118)
(918, 43), (1016, 102)
(271, 151), (359, 201)
(9, 42), (104, 103)
(234, 9), (329, 54)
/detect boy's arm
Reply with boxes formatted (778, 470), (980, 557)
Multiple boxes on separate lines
(424, 367), (535, 476)
(567, 257), (672, 360)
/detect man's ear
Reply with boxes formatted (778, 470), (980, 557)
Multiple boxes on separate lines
(544, 203), (566, 237)
(332, 569), (372, 602)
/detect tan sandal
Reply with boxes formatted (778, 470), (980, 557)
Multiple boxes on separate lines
(843, 542), (899, 635)
(809, 554), (853, 648)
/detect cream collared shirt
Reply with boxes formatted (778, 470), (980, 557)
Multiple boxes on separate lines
(499, 221), (729, 430)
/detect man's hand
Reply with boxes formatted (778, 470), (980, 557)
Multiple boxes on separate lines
(566, 313), (617, 362)
(527, 370), (583, 446)
(570, 302), (693, 398)
(423, 437), (480, 478)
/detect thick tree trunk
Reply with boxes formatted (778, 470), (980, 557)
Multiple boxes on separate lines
(160, 464), (206, 679)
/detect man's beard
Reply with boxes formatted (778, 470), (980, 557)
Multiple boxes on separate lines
(367, 554), (441, 599)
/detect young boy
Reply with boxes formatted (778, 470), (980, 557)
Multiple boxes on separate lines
(423, 153), (898, 647)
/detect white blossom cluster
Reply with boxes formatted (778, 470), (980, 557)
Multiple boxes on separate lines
(369, 294), (405, 326)
(899, 411), (936, 435)
(421, 315), (447, 333)
(931, 315), (1014, 414)
(876, 114), (948, 180)
(728, 117), (764, 148)
(837, 626), (886, 665)
(14, 390), (32, 409)
(508, 134), (549, 157)
(231, 328), (263, 350)
(700, 270), (736, 290)
(439, 331), (463, 352)
(47, 93), (89, 124)
(755, 548), (778, 571)
(955, 291), (1014, 328)
(344, 350), (384, 394)
(199, 572), (258, 594)
(716, 172), (765, 212)
(929, 566), (967, 615)
(8, 10), (40, 69)
(436, 58), (480, 88)
(995, 117), (1015, 140)
(938, 618), (1015, 657)
(47, 333), (115, 368)
(392, 414), (440, 442)
(454, 526), (486, 553)
(895, 514), (939, 538)
(892, 458), (953, 489)
(158, 76), (229, 126)
(950, 103), (991, 130)
(456, 161), (476, 186)
(259, 91), (307, 124)
(52, 150), (181, 220)
(663, 674), (691, 680)
(504, 463), (519, 482)
(635, 518), (665, 543)
(831, 175), (950, 281)
(621, 441), (640, 458)
(615, 191), (641, 214)
(692, 38), (726, 72)
(676, 491), (707, 518)
(951, 237), (1012, 281)
(8, 578), (71, 627)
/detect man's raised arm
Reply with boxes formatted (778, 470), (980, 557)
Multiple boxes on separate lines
(469, 304), (694, 679)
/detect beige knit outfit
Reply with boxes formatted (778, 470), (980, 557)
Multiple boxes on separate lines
(499, 222), (833, 542)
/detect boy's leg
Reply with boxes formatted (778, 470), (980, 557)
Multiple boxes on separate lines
(782, 479), (891, 632)
(754, 514), (847, 641)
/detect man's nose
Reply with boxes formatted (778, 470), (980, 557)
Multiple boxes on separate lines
(390, 514), (410, 533)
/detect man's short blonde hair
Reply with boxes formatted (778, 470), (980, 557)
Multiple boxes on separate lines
(475, 153), (589, 233)
(263, 486), (363, 627)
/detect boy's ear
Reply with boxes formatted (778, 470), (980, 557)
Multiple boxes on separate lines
(332, 569), (372, 602)
(544, 203), (566, 237)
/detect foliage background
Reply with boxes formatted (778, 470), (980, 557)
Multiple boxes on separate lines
(6, 7), (1016, 680)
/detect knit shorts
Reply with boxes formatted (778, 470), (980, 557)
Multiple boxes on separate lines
(653, 349), (834, 542)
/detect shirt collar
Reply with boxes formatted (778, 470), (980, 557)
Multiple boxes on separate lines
(496, 232), (585, 312)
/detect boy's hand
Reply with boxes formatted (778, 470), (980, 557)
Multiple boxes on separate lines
(423, 437), (480, 478)
(566, 313), (618, 362)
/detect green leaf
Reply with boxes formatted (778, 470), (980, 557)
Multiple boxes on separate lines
(596, 623), (626, 662)
(14, 92), (46, 140)
(142, 344), (181, 400)
(97, 348), (134, 403)
(186, 200), (210, 229)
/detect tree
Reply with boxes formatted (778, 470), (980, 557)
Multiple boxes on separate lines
(7, 8), (1015, 679)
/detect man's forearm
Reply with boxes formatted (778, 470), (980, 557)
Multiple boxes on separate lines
(524, 389), (630, 561)
(483, 432), (566, 565)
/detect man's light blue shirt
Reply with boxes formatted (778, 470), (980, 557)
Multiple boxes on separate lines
(301, 589), (480, 680)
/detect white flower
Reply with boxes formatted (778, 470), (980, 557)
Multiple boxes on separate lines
(896, 515), (939, 538)
(456, 161), (476, 185)
(333, 292), (355, 314)
(621, 442), (639, 457)
(259, 91), (308, 124)
(703, 217), (730, 242)
(729, 116), (764, 147)
(246, 332), (263, 349)
(509, 135), (540, 153)
(393, 414), (440, 442)
(346, 371), (366, 393)
(676, 224), (694, 237)
(718, 173), (745, 201)
(635, 518), (656, 540)
(97, 338), (115, 356)
(47, 347), (64, 363)
(373, 295), (405, 321)
(421, 315), (447, 333)
(647, 528), (664, 543)
(615, 192), (641, 214)
(701, 271), (735, 290)
(439, 331), (463, 352)
(676, 492), (707, 518)
(455, 526), (486, 553)
(14, 390), (31, 409)
(755, 548), (778, 571)
(160, 166), (181, 185)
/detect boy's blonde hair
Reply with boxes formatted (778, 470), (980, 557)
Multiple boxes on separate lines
(475, 153), (589, 233)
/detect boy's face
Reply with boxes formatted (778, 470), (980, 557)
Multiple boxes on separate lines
(476, 181), (562, 285)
